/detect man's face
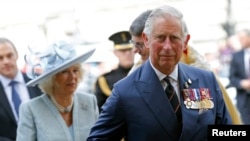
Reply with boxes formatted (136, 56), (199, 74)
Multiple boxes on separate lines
(131, 36), (149, 62)
(237, 31), (250, 48)
(0, 42), (18, 79)
(143, 16), (189, 74)
(114, 48), (135, 68)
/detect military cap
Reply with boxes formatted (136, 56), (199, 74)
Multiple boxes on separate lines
(108, 31), (133, 50)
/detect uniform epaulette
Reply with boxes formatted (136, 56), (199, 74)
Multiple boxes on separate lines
(98, 76), (111, 97)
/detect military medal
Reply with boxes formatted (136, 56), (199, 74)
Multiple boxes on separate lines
(184, 100), (192, 109)
(182, 88), (214, 112)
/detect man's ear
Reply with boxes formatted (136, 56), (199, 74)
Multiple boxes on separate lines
(183, 34), (190, 54)
(142, 32), (149, 48)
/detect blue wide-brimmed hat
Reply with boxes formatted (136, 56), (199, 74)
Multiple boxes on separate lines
(25, 41), (96, 87)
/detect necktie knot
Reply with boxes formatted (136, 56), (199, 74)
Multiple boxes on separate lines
(163, 76), (172, 83)
(9, 80), (18, 86)
(163, 77), (173, 92)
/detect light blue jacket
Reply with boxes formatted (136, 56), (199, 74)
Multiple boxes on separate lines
(17, 92), (99, 141)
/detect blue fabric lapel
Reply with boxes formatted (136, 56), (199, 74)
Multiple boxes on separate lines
(136, 61), (179, 140)
(0, 82), (16, 123)
(136, 62), (203, 140)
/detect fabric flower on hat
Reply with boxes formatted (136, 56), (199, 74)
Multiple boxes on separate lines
(25, 41), (76, 79)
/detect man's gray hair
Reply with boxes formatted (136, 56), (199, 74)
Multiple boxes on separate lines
(143, 5), (187, 37)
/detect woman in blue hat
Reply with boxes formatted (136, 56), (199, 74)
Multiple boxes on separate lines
(16, 41), (99, 141)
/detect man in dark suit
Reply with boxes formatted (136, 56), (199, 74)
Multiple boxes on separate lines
(94, 31), (135, 112)
(0, 37), (42, 141)
(87, 5), (232, 141)
(229, 29), (250, 124)
(128, 9), (241, 125)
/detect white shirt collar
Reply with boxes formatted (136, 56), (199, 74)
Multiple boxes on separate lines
(244, 48), (250, 54)
(0, 71), (25, 87)
(149, 59), (178, 82)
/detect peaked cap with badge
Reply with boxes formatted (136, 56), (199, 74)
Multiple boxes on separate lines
(109, 31), (133, 50)
(94, 31), (134, 112)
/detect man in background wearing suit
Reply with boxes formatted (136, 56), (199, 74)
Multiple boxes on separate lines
(0, 37), (42, 141)
(229, 29), (250, 124)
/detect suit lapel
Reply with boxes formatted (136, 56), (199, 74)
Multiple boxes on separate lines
(240, 51), (248, 77)
(0, 73), (41, 126)
(72, 93), (89, 141)
(137, 62), (203, 139)
(42, 95), (73, 140)
(22, 73), (41, 98)
(137, 61), (179, 140)
(0, 82), (16, 123)
(178, 63), (203, 138)
(27, 86), (40, 98)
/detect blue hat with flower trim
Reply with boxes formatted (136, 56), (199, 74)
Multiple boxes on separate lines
(25, 41), (96, 87)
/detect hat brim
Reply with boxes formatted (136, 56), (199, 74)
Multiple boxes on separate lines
(26, 47), (96, 87)
(114, 44), (133, 50)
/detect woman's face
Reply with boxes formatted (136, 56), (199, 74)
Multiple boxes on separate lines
(54, 64), (81, 95)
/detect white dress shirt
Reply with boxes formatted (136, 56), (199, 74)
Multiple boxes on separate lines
(149, 59), (180, 102)
(0, 71), (30, 121)
(244, 48), (250, 77)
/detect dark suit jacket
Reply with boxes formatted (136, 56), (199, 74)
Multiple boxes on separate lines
(87, 61), (232, 141)
(229, 49), (250, 124)
(0, 73), (42, 141)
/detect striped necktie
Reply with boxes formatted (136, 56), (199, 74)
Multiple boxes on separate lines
(164, 77), (182, 124)
(9, 80), (21, 116)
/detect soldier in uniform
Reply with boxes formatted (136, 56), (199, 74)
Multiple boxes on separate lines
(95, 31), (135, 112)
